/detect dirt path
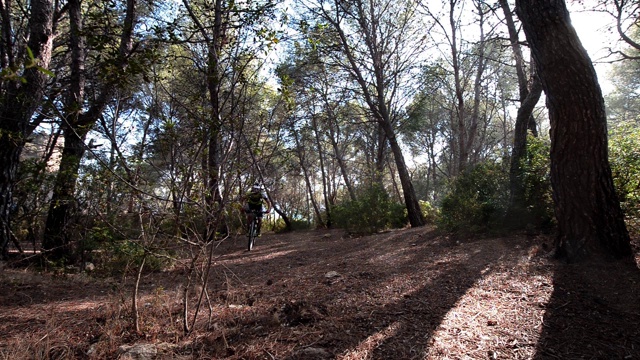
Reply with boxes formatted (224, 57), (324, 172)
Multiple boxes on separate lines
(1, 227), (639, 359)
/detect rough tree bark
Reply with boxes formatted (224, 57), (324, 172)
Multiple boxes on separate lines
(0, 0), (54, 258)
(182, 0), (226, 241)
(500, 0), (543, 227)
(516, 0), (633, 262)
(43, 0), (137, 260)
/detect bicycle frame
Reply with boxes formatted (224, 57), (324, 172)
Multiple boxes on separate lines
(247, 210), (262, 251)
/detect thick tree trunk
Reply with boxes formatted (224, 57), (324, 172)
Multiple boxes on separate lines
(0, 140), (21, 257)
(516, 0), (632, 261)
(42, 0), (85, 261)
(0, 0), (54, 258)
(42, 0), (137, 259)
(42, 129), (88, 259)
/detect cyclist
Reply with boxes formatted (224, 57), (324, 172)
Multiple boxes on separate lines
(243, 182), (271, 237)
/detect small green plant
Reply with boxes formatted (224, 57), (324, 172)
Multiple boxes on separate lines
(333, 184), (407, 234)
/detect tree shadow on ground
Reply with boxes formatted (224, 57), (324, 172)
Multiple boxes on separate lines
(533, 258), (640, 359)
(260, 230), (512, 360)
(347, 241), (505, 359)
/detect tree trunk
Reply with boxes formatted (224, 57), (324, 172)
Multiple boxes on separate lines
(291, 126), (324, 227)
(448, 0), (466, 175)
(200, 0), (226, 241)
(380, 119), (425, 227)
(0, 141), (21, 257)
(43, 128), (88, 260)
(312, 116), (331, 228)
(42, 0), (137, 260)
(462, 0), (488, 171)
(501, 0), (544, 226)
(516, 0), (632, 261)
(507, 76), (542, 227)
(326, 0), (426, 227)
(374, 123), (386, 184)
(42, 0), (85, 261)
(324, 101), (357, 201)
(0, 0), (54, 258)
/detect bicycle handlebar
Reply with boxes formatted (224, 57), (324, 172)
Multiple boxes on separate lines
(247, 209), (269, 215)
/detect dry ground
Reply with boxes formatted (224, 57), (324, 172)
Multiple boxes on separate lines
(1, 227), (639, 359)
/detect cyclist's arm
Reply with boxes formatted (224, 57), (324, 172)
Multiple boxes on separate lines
(263, 192), (272, 213)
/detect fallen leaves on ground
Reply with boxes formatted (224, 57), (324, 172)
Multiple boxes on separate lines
(1, 227), (639, 359)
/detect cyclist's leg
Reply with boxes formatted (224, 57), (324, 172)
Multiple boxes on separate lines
(247, 212), (255, 235)
(248, 204), (260, 234)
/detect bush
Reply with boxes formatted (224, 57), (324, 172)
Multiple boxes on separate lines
(519, 135), (554, 229)
(419, 200), (439, 224)
(290, 218), (313, 230)
(81, 217), (172, 275)
(333, 184), (407, 234)
(609, 124), (640, 224)
(438, 161), (509, 232)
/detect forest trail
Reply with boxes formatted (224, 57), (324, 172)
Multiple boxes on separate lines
(1, 227), (639, 359)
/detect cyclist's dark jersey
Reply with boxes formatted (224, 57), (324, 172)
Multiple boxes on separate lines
(246, 190), (267, 211)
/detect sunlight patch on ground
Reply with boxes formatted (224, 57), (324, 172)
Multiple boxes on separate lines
(48, 300), (104, 313)
(424, 263), (554, 359)
(340, 321), (402, 360)
(216, 249), (297, 266)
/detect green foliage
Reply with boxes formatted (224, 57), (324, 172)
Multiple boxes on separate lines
(419, 200), (439, 224)
(333, 184), (407, 234)
(609, 124), (640, 222)
(290, 218), (313, 231)
(269, 218), (288, 233)
(605, 46), (640, 124)
(0, 46), (55, 83)
(80, 217), (171, 275)
(519, 135), (554, 229)
(98, 238), (168, 275)
(265, 217), (312, 232)
(438, 161), (509, 232)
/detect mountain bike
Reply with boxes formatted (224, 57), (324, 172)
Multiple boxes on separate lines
(246, 209), (264, 251)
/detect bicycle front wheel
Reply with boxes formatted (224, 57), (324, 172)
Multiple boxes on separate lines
(247, 221), (255, 251)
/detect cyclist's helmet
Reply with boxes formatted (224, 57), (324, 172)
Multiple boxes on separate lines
(252, 182), (262, 191)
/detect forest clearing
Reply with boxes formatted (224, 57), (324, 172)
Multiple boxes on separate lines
(2, 0), (640, 358)
(1, 227), (639, 359)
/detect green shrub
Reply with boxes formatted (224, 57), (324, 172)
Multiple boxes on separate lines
(438, 161), (509, 232)
(609, 124), (640, 223)
(333, 184), (407, 234)
(84, 220), (170, 275)
(419, 200), (439, 224)
(290, 218), (313, 230)
(97, 238), (169, 275)
(519, 135), (554, 229)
